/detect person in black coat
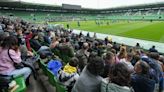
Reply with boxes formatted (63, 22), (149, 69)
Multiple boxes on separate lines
(149, 45), (158, 52)
(131, 61), (156, 92)
(30, 33), (41, 51)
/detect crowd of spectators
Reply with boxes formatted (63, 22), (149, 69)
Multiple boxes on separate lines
(0, 16), (163, 92)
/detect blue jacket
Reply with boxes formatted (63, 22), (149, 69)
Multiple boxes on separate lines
(47, 60), (62, 76)
(131, 74), (156, 92)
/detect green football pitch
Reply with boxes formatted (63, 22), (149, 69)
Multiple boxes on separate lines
(49, 21), (164, 43)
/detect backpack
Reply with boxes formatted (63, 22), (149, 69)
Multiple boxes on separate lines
(0, 74), (12, 90)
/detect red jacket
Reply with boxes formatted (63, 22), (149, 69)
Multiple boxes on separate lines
(25, 33), (33, 51)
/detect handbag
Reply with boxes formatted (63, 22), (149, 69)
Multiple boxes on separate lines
(8, 49), (24, 69)
(0, 74), (13, 89)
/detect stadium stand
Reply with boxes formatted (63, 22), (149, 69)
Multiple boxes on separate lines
(0, 1), (164, 92)
(0, 0), (164, 22)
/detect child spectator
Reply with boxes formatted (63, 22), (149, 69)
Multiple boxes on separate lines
(58, 57), (79, 92)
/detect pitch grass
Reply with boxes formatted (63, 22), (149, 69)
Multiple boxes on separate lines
(49, 21), (164, 43)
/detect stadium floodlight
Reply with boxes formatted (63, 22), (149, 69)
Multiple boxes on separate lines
(139, 8), (145, 10)
(132, 9), (138, 11)
(3, 7), (9, 9)
(160, 7), (164, 9)
(145, 8), (151, 10)
(152, 7), (159, 10)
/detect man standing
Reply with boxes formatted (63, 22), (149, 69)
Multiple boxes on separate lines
(77, 21), (80, 27)
(67, 24), (70, 29)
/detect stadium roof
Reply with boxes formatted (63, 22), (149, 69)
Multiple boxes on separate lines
(14, 0), (164, 9)
(0, 0), (61, 10)
(100, 2), (164, 11)
(0, 0), (164, 11)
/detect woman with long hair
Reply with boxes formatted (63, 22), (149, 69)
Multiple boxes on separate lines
(0, 36), (31, 80)
(101, 62), (133, 92)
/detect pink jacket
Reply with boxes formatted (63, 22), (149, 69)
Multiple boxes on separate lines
(0, 47), (21, 75)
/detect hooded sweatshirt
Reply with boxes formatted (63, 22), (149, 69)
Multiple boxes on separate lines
(72, 66), (102, 92)
(101, 80), (133, 92)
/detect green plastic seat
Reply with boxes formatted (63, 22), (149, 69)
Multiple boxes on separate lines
(13, 76), (26, 92)
(46, 69), (57, 86)
(46, 68), (67, 92)
(38, 59), (42, 68)
(31, 48), (37, 56)
(56, 82), (67, 92)
(40, 60), (47, 75)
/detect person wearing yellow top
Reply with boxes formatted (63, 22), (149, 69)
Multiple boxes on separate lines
(63, 63), (77, 74)
(58, 57), (79, 92)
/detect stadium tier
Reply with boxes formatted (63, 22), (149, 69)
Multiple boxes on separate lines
(0, 1), (164, 22)
(0, 10), (163, 22)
